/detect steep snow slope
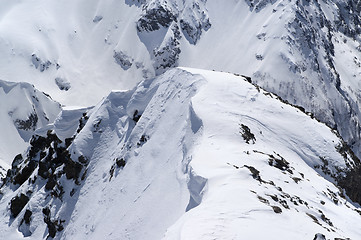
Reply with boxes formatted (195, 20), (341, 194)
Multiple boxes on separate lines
(0, 0), (147, 105)
(0, 80), (60, 177)
(0, 0), (209, 106)
(0, 68), (360, 239)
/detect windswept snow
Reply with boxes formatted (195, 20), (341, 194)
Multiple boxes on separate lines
(0, 68), (360, 239)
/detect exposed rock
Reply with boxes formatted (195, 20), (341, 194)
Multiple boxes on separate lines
(137, 135), (148, 147)
(18, 209), (33, 237)
(116, 158), (126, 168)
(42, 207), (64, 239)
(14, 112), (38, 131)
(22, 209), (32, 225)
(268, 153), (291, 173)
(245, 0), (277, 12)
(137, 5), (176, 32)
(313, 233), (326, 240)
(338, 165), (361, 205)
(113, 51), (133, 70)
(132, 110), (141, 122)
(11, 154), (23, 169)
(63, 160), (82, 180)
(55, 77), (71, 91)
(244, 165), (262, 182)
(31, 54), (52, 72)
(92, 15), (103, 23)
(13, 160), (38, 186)
(153, 25), (181, 74)
(335, 0), (361, 38)
(10, 194), (29, 218)
(77, 113), (89, 133)
(179, 1), (211, 44)
(240, 124), (256, 144)
(271, 205), (282, 213)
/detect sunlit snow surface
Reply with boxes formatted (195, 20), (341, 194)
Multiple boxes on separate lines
(0, 0), (360, 158)
(0, 68), (360, 239)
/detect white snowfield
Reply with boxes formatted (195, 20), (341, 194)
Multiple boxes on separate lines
(0, 68), (360, 239)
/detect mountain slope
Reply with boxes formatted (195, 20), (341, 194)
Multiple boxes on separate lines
(0, 80), (61, 177)
(0, 68), (360, 239)
(0, 0), (360, 163)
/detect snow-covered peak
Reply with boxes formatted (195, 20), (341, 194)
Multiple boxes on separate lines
(0, 79), (60, 177)
(0, 68), (360, 239)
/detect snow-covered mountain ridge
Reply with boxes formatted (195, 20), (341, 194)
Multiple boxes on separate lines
(1, 0), (361, 163)
(0, 80), (60, 178)
(0, 68), (360, 239)
(1, 0), (361, 239)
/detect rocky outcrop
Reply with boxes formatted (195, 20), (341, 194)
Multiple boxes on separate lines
(137, 5), (177, 32)
(153, 24), (181, 74)
(14, 112), (38, 131)
(136, 0), (211, 73)
(179, 0), (211, 44)
(55, 77), (71, 91)
(31, 54), (52, 72)
(113, 51), (134, 70)
(1, 122), (89, 238)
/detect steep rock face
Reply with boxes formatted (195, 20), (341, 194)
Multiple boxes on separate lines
(137, 0), (211, 44)
(152, 24), (182, 74)
(276, 0), (361, 152)
(137, 4), (177, 32)
(335, 0), (361, 38)
(136, 0), (211, 73)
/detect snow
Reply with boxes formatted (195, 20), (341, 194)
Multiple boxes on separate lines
(0, 0), (147, 106)
(0, 0), (360, 160)
(0, 79), (60, 176)
(163, 68), (359, 239)
(0, 68), (360, 239)
(0, 0), (361, 239)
